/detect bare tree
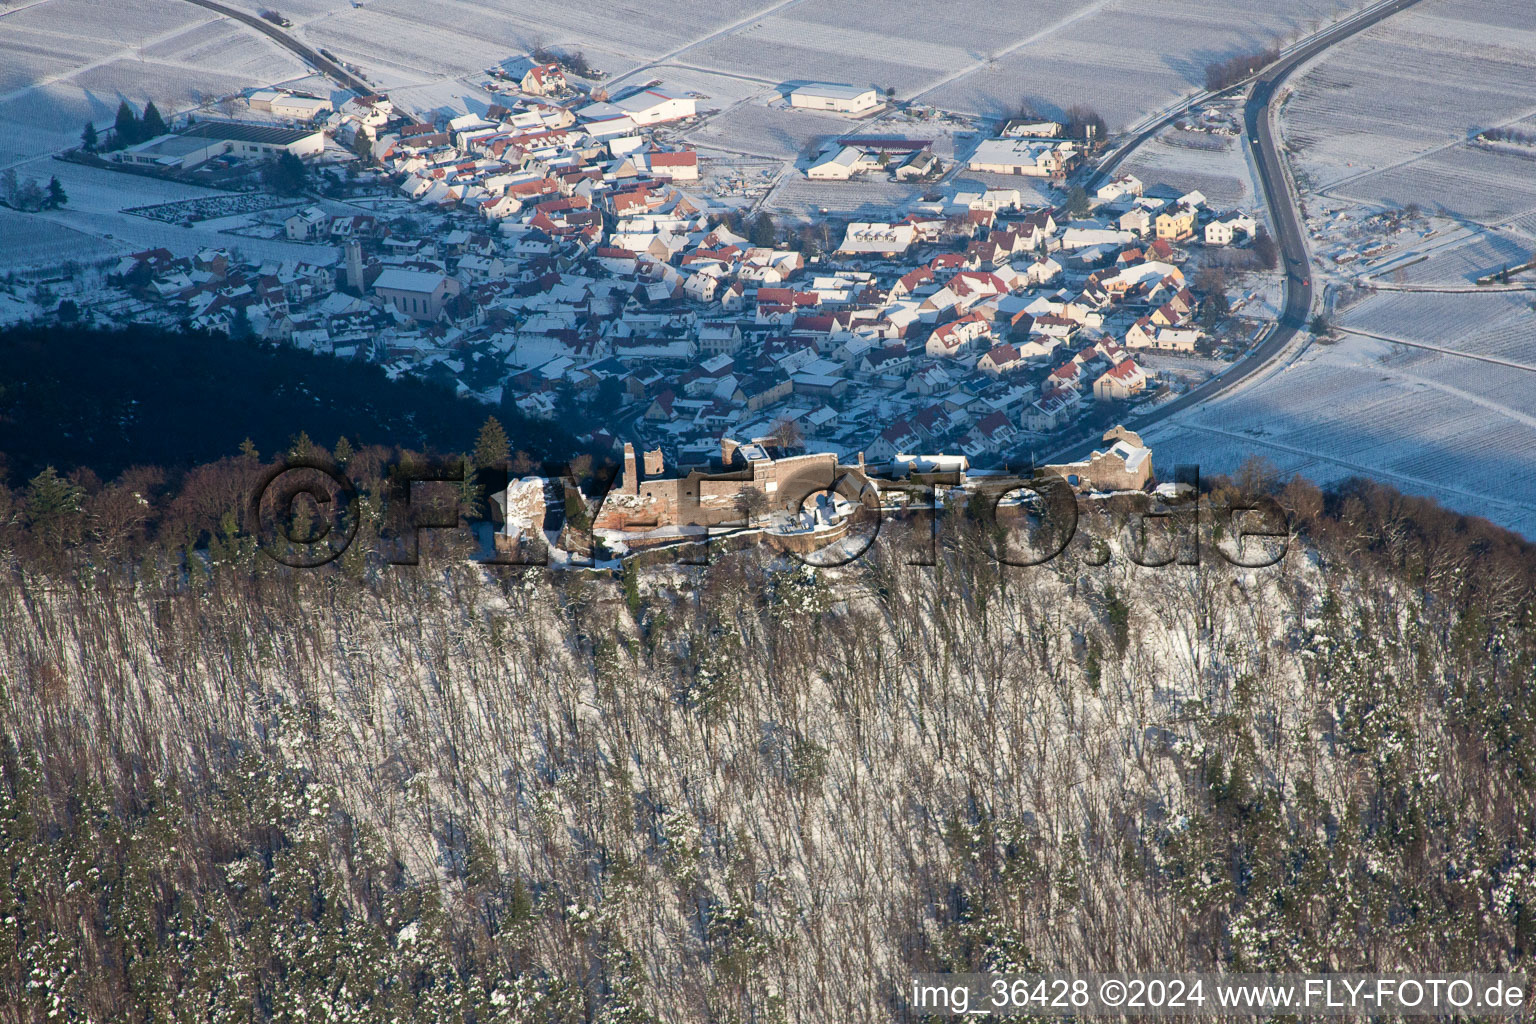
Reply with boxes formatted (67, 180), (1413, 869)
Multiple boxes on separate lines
(735, 485), (770, 524)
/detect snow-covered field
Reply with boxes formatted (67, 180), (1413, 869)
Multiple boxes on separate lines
(1145, 289), (1536, 538)
(1143, 0), (1536, 539)
(209, 0), (1380, 133)
(1120, 125), (1263, 214)
(0, 206), (115, 269)
(1394, 231), (1531, 286)
(0, 0), (309, 170)
(1282, 0), (1536, 221)
(1335, 146), (1536, 225)
(0, 158), (340, 265)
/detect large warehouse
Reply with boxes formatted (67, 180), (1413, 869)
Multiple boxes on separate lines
(788, 83), (881, 115)
(117, 121), (325, 170)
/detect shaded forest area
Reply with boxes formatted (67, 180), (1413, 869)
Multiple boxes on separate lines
(0, 324), (585, 483)
(1, 447), (1534, 1022)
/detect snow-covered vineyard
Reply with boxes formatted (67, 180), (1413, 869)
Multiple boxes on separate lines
(1152, 0), (1536, 539)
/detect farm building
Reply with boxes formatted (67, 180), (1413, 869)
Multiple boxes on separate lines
(248, 90), (333, 121)
(1000, 119), (1064, 138)
(895, 149), (940, 180)
(271, 94), (332, 121)
(641, 149), (699, 181)
(968, 137), (1078, 177)
(806, 145), (880, 180)
(583, 87), (696, 127)
(115, 121), (325, 170)
(789, 83), (881, 114)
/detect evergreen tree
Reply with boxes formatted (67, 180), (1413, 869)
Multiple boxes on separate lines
(80, 121), (98, 152)
(114, 100), (141, 147)
(261, 151), (308, 195)
(473, 415), (510, 470)
(239, 437), (260, 461)
(24, 466), (84, 548)
(749, 211), (777, 247)
(288, 430), (314, 459)
(140, 100), (167, 139)
(45, 176), (66, 210)
(1065, 184), (1091, 218)
(508, 875), (534, 925)
(333, 435), (355, 465)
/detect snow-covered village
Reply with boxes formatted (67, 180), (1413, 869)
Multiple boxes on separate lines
(5, 0), (1534, 537)
(3, 64), (1281, 479)
(5, 0), (1535, 535)
(6, 6), (1536, 1024)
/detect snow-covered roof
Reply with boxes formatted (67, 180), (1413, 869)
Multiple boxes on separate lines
(372, 267), (448, 293)
(790, 82), (875, 101)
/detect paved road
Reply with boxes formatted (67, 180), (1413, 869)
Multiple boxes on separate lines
(180, 0), (371, 94)
(1041, 0), (1425, 465)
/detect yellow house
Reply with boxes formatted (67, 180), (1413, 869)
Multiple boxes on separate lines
(1155, 204), (1197, 241)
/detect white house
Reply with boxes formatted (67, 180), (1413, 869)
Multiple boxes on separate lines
(1119, 207), (1152, 236)
(285, 206), (329, 240)
(1093, 357), (1149, 401)
(499, 57), (567, 96)
(1096, 173), (1143, 201)
(925, 312), (991, 358)
(837, 222), (916, 255)
(1204, 212), (1257, 246)
(1025, 388), (1082, 432)
(806, 145), (879, 180)
(698, 321), (743, 355)
(1060, 227), (1134, 249)
(788, 83), (881, 115)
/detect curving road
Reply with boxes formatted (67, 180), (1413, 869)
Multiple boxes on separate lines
(179, 0), (370, 94)
(1042, 0), (1425, 465)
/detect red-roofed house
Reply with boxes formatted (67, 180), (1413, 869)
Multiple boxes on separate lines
(977, 342), (1027, 375)
(969, 410), (1017, 452)
(925, 310), (991, 358)
(1093, 358), (1149, 401)
(645, 149), (699, 181)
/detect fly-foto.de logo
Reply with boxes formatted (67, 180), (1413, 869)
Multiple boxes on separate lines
(251, 455), (1290, 571)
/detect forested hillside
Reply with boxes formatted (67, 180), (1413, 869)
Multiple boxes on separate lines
(0, 465), (1533, 1023)
(0, 324), (584, 482)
